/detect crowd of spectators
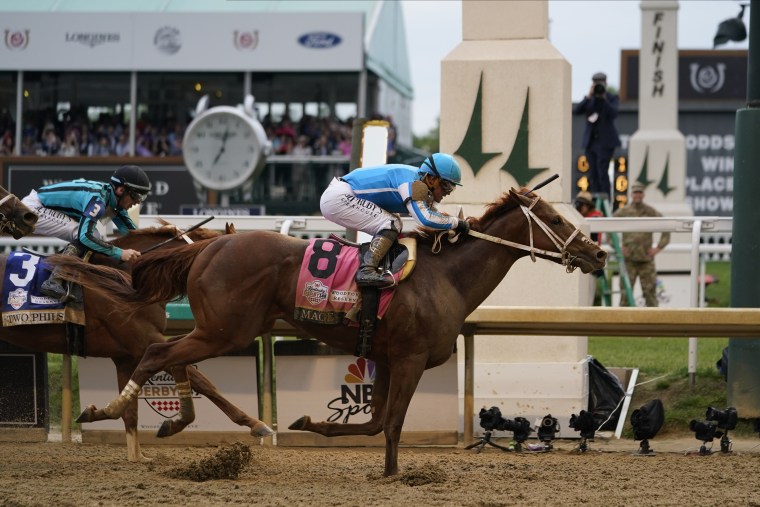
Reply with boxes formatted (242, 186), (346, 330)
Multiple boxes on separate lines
(0, 109), (397, 160)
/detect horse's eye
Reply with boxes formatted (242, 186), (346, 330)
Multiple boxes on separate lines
(552, 217), (562, 225)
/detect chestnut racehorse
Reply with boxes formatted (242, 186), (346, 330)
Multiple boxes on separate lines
(1, 222), (272, 461)
(0, 184), (38, 239)
(53, 188), (607, 476)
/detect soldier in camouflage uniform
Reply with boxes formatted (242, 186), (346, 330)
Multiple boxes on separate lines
(613, 183), (670, 307)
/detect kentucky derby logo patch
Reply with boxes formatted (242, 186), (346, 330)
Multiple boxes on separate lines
(7, 288), (27, 310)
(303, 280), (328, 306)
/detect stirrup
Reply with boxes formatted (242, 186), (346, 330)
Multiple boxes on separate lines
(41, 281), (77, 303)
(356, 269), (394, 288)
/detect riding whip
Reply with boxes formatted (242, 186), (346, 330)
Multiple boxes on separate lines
(522, 173), (559, 195)
(141, 216), (215, 254)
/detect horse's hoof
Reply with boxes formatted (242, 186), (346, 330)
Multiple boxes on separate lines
(156, 420), (173, 438)
(288, 416), (310, 431)
(76, 405), (97, 423)
(128, 454), (153, 463)
(251, 422), (275, 437)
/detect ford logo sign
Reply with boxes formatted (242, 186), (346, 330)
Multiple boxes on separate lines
(298, 32), (342, 49)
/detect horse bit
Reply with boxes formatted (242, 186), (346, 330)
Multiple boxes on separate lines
(434, 195), (583, 273)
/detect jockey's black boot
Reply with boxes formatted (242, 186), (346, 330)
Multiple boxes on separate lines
(41, 243), (82, 303)
(356, 229), (398, 288)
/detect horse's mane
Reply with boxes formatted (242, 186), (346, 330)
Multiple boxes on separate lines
(110, 218), (220, 247)
(410, 188), (532, 243)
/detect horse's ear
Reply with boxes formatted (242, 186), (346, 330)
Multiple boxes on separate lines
(225, 222), (237, 234)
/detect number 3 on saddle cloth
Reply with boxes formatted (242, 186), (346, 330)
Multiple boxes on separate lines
(0, 252), (86, 354)
(294, 237), (416, 327)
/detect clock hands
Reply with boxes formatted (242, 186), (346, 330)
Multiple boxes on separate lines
(211, 127), (240, 166)
(212, 127), (230, 166)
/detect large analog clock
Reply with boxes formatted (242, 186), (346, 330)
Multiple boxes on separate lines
(183, 95), (269, 191)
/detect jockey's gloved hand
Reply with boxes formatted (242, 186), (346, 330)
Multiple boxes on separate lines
(455, 219), (470, 236)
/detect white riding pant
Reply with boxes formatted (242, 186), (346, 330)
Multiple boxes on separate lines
(22, 190), (81, 242)
(320, 178), (403, 236)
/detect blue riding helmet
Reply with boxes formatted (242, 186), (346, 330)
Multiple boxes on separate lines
(419, 153), (463, 186)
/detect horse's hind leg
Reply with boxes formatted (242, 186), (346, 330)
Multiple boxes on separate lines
(186, 367), (274, 437)
(85, 332), (240, 422)
(155, 365), (196, 438)
(116, 359), (150, 462)
(289, 362), (390, 437)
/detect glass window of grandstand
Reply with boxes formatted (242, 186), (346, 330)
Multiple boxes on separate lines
(0, 72), (17, 155)
(137, 72), (243, 157)
(22, 72), (131, 157)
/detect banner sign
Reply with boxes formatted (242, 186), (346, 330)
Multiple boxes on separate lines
(620, 50), (747, 102)
(0, 12), (362, 71)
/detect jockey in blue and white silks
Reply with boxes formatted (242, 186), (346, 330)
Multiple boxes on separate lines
(320, 153), (469, 287)
(21, 165), (151, 301)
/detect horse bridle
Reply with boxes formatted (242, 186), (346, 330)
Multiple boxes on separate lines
(0, 193), (25, 237)
(436, 195), (583, 273)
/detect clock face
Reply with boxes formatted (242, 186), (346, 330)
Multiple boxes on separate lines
(182, 107), (264, 190)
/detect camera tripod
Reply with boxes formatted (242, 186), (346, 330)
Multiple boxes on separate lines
(465, 429), (511, 453)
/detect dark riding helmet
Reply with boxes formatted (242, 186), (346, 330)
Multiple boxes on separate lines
(111, 165), (151, 203)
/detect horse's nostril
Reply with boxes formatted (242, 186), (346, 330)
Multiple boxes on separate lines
(597, 250), (607, 260)
(25, 212), (38, 224)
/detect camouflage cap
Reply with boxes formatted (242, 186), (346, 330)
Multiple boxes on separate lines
(575, 191), (593, 206)
(631, 182), (645, 193)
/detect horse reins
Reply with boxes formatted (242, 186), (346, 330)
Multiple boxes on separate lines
(435, 195), (582, 273)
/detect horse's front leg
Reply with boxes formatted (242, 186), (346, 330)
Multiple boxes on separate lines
(186, 366), (274, 438)
(382, 359), (426, 476)
(156, 365), (195, 438)
(289, 362), (390, 437)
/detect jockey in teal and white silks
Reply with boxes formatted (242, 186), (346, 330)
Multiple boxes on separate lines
(21, 164), (151, 301)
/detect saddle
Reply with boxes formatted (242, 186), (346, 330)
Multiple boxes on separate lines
(328, 233), (417, 283)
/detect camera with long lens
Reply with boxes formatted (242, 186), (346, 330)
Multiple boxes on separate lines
(593, 83), (606, 97)
(706, 406), (737, 430)
(477, 406), (533, 443)
(689, 419), (722, 443)
(478, 406), (507, 431)
(537, 414), (560, 443)
(569, 410), (596, 440)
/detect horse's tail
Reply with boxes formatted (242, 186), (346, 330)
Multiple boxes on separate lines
(46, 256), (138, 306)
(129, 239), (214, 306)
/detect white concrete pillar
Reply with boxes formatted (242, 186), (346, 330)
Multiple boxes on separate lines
(628, 0), (691, 273)
(442, 0), (592, 436)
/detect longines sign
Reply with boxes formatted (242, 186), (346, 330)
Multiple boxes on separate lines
(0, 12), (362, 71)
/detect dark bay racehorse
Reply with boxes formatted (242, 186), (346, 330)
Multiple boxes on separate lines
(0, 184), (38, 238)
(53, 188), (607, 476)
(1, 222), (272, 461)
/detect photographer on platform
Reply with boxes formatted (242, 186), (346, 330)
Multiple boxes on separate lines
(573, 72), (621, 201)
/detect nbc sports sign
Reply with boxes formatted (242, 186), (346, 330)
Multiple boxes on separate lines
(275, 341), (458, 446)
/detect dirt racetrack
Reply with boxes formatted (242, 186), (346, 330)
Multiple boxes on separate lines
(2, 435), (760, 506)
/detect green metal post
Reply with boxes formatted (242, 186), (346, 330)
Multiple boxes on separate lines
(728, 0), (760, 414)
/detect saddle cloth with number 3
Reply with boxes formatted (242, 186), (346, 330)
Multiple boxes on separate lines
(1, 252), (84, 327)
